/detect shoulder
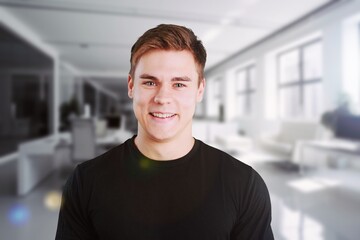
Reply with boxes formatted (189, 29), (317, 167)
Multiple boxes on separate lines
(195, 139), (268, 195)
(75, 138), (131, 181)
(61, 139), (134, 212)
(196, 139), (253, 177)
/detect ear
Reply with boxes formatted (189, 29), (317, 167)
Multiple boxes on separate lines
(128, 74), (134, 99)
(196, 78), (206, 102)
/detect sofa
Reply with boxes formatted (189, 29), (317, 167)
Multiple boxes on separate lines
(258, 120), (322, 165)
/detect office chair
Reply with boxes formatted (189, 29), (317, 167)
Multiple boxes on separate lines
(71, 118), (96, 163)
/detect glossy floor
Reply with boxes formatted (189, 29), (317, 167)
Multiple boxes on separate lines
(0, 156), (359, 240)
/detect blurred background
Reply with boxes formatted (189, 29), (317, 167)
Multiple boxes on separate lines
(1, 0), (360, 239)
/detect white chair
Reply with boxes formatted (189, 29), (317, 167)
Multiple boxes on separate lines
(71, 118), (96, 163)
(95, 119), (107, 138)
(258, 120), (322, 165)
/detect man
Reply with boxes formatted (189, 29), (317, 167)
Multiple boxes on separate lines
(55, 24), (274, 240)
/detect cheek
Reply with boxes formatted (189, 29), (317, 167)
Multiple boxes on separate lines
(132, 92), (146, 114)
(177, 92), (199, 108)
(133, 90), (150, 105)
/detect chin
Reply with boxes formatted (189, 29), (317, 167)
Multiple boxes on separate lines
(149, 132), (175, 142)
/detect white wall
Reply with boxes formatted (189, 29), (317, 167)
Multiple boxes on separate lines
(205, 0), (360, 138)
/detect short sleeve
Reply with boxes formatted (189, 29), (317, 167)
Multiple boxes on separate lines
(230, 170), (274, 240)
(55, 166), (97, 240)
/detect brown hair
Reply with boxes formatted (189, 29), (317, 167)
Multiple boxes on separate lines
(129, 24), (207, 81)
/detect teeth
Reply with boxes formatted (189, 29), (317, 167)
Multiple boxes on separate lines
(152, 113), (175, 118)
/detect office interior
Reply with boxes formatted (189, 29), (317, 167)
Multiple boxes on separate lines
(1, 0), (360, 239)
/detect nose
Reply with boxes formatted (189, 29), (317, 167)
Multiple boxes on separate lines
(154, 85), (171, 104)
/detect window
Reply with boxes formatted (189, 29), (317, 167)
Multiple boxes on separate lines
(213, 77), (222, 119)
(277, 40), (323, 119)
(342, 16), (360, 113)
(206, 77), (222, 119)
(235, 65), (256, 116)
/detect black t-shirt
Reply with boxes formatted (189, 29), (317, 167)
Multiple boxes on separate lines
(55, 137), (274, 240)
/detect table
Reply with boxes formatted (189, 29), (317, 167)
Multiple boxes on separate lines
(17, 136), (59, 196)
(56, 129), (132, 148)
(299, 139), (360, 175)
(17, 129), (133, 196)
(215, 135), (253, 154)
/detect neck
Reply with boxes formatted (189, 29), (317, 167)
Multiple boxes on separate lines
(134, 134), (195, 161)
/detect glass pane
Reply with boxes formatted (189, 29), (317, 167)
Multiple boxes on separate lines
(303, 82), (323, 119)
(303, 42), (322, 80)
(279, 49), (300, 84)
(236, 70), (247, 91)
(214, 78), (221, 97)
(279, 86), (301, 119)
(249, 67), (256, 90)
(208, 79), (221, 118)
(237, 95), (247, 117)
(209, 97), (221, 118)
(248, 94), (254, 114)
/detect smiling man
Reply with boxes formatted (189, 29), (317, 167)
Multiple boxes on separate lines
(55, 24), (274, 240)
(129, 49), (204, 160)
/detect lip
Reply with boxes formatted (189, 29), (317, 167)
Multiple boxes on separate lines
(149, 112), (177, 119)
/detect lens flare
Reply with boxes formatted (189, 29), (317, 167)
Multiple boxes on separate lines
(44, 190), (62, 211)
(139, 158), (151, 170)
(8, 204), (30, 225)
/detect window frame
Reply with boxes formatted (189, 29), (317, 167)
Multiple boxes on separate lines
(235, 64), (256, 116)
(276, 38), (322, 119)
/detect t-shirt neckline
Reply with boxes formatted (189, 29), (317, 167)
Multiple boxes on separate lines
(128, 135), (200, 168)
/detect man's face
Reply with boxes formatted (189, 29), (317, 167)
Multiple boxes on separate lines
(128, 50), (205, 142)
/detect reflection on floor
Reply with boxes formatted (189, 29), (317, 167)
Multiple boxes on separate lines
(0, 154), (360, 240)
(255, 163), (360, 240)
(0, 161), (65, 240)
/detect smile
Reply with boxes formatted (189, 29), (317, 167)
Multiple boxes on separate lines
(150, 112), (176, 119)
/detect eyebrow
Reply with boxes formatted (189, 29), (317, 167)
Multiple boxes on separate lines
(139, 74), (192, 82)
(172, 76), (192, 82)
(139, 74), (157, 80)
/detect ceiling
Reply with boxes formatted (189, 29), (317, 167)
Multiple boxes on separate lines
(0, 0), (336, 94)
(0, 23), (53, 70)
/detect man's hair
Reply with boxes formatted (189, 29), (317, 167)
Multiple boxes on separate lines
(129, 24), (207, 81)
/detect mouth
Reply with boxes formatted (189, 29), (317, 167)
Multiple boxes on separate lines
(150, 112), (176, 119)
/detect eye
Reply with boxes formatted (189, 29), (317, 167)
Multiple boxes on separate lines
(143, 81), (156, 86)
(174, 83), (186, 88)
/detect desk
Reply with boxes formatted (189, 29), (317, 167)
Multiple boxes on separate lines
(299, 139), (360, 174)
(57, 130), (132, 147)
(17, 130), (133, 196)
(17, 136), (59, 196)
(96, 129), (132, 147)
(215, 135), (253, 154)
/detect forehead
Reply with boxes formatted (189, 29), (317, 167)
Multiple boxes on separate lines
(134, 50), (199, 77)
